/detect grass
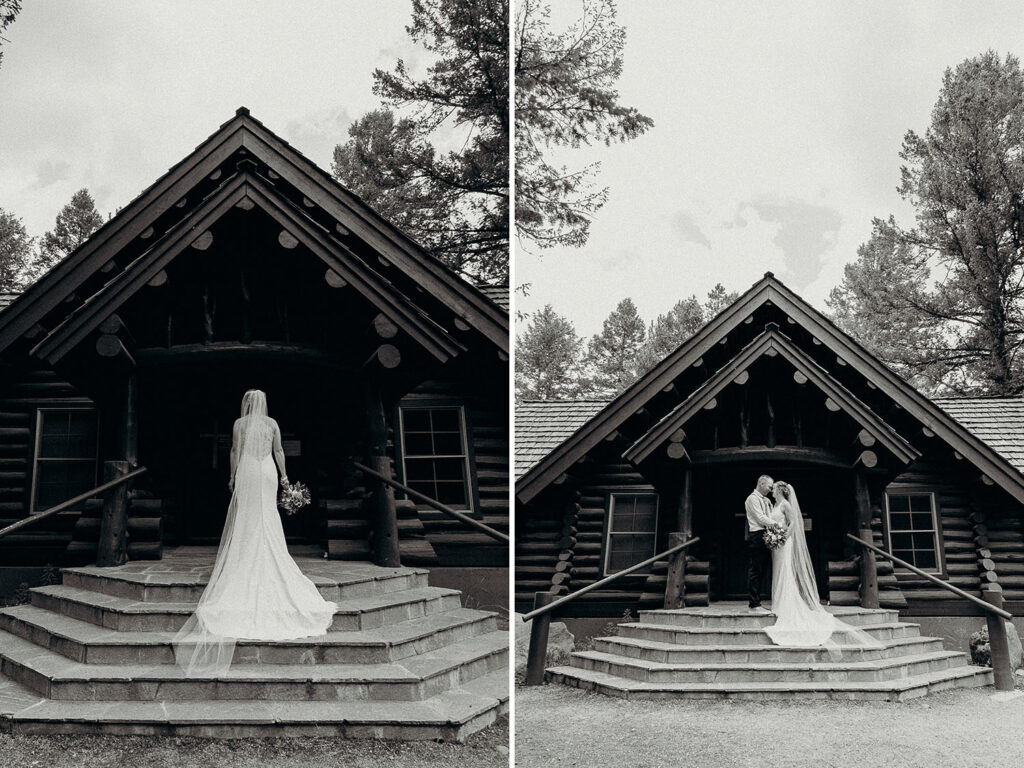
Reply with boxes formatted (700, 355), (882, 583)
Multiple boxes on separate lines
(515, 685), (1024, 768)
(0, 716), (509, 768)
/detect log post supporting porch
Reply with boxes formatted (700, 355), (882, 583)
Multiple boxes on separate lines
(362, 381), (401, 568)
(854, 470), (879, 609)
(664, 468), (693, 609)
(97, 343), (139, 567)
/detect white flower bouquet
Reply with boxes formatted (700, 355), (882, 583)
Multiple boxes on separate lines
(278, 480), (311, 515)
(763, 522), (788, 550)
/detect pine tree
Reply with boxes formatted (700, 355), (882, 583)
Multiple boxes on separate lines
(829, 51), (1024, 395)
(516, 305), (588, 400)
(333, 0), (508, 283)
(0, 208), (33, 292)
(33, 189), (104, 279)
(586, 297), (646, 396)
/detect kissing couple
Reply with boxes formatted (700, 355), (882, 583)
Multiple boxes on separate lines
(745, 474), (884, 649)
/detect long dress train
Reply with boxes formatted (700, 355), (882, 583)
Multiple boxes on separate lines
(764, 489), (883, 651)
(172, 417), (337, 677)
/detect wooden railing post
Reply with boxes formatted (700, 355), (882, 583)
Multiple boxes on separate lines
(858, 527), (880, 609)
(97, 460), (131, 567)
(525, 592), (555, 686)
(362, 383), (400, 568)
(982, 588), (1015, 691)
(664, 532), (688, 609)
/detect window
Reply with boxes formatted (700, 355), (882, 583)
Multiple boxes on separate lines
(31, 409), (99, 514)
(398, 405), (473, 511)
(884, 490), (942, 573)
(604, 493), (659, 575)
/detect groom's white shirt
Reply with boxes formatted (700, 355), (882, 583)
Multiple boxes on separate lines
(745, 490), (774, 533)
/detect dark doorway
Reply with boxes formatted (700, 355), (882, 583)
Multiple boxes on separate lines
(695, 462), (851, 602)
(138, 357), (364, 545)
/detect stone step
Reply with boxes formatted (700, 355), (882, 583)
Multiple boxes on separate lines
(0, 603), (498, 665)
(0, 628), (508, 702)
(29, 585), (463, 632)
(61, 564), (429, 603)
(0, 667), (508, 740)
(616, 621), (921, 646)
(636, 607), (900, 629)
(569, 649), (968, 683)
(545, 663), (993, 701)
(594, 634), (947, 664)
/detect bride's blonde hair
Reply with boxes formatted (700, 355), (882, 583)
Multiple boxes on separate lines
(774, 481), (791, 500)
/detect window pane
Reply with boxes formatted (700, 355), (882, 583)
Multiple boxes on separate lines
(404, 459), (435, 482)
(891, 533), (912, 550)
(910, 513), (934, 532)
(432, 432), (463, 456)
(914, 550), (936, 570)
(402, 409), (431, 432)
(888, 495), (910, 513)
(890, 513), (912, 532)
(403, 433), (434, 456)
(35, 460), (96, 511)
(430, 409), (460, 432)
(912, 532), (935, 549)
(909, 495), (933, 513)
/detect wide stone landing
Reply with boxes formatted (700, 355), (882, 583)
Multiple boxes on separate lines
(547, 604), (992, 701)
(0, 548), (508, 739)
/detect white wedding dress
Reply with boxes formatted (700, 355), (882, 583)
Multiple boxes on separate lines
(764, 486), (883, 650)
(172, 391), (337, 677)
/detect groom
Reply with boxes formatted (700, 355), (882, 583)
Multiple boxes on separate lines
(745, 474), (775, 613)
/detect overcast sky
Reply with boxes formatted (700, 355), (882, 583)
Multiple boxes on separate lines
(516, 2), (1024, 338)
(0, 1), (423, 238)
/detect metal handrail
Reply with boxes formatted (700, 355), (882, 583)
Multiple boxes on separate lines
(0, 466), (148, 541)
(352, 460), (509, 544)
(522, 535), (701, 622)
(846, 533), (1012, 620)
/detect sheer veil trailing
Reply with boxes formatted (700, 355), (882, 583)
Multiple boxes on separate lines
(764, 483), (885, 653)
(171, 389), (336, 677)
(171, 392), (272, 676)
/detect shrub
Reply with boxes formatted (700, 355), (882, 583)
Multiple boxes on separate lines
(970, 626), (991, 666)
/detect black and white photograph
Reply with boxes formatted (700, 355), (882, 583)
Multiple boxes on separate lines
(0, 2), (509, 766)
(514, 2), (1024, 766)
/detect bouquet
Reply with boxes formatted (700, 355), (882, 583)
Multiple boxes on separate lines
(763, 522), (788, 550)
(278, 480), (311, 515)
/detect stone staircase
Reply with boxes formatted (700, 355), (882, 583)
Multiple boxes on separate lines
(0, 549), (508, 739)
(547, 604), (992, 701)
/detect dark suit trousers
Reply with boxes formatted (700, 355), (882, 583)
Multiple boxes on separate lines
(747, 530), (769, 607)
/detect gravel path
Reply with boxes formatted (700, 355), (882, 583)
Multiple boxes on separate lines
(515, 686), (1024, 768)
(0, 717), (509, 768)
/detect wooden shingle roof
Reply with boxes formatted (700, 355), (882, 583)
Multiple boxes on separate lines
(0, 293), (19, 310)
(477, 284), (509, 312)
(934, 397), (1024, 476)
(515, 395), (1024, 487)
(515, 399), (609, 479)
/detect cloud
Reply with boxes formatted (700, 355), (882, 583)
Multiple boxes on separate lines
(284, 106), (355, 169)
(734, 197), (842, 290)
(671, 210), (712, 249)
(33, 159), (70, 189)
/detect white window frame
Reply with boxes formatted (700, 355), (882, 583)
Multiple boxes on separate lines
(397, 404), (474, 513)
(884, 489), (944, 576)
(603, 492), (659, 576)
(30, 407), (100, 515)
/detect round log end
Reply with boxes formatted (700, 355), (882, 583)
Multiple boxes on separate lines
(373, 313), (399, 339)
(374, 344), (401, 369)
(191, 231), (214, 251)
(453, 318), (471, 332)
(667, 442), (688, 460)
(236, 196), (255, 211)
(825, 397), (840, 412)
(857, 450), (878, 468)
(147, 270), (168, 288)
(96, 334), (123, 358)
(278, 230), (299, 250)
(793, 370), (808, 385)
(325, 269), (348, 288)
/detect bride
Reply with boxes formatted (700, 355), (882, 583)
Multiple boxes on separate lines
(765, 480), (883, 649)
(172, 389), (337, 676)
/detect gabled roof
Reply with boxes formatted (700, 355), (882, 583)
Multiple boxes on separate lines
(623, 325), (920, 465)
(0, 107), (508, 359)
(30, 171), (465, 365)
(934, 397), (1024, 476)
(515, 400), (608, 479)
(515, 273), (1024, 506)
